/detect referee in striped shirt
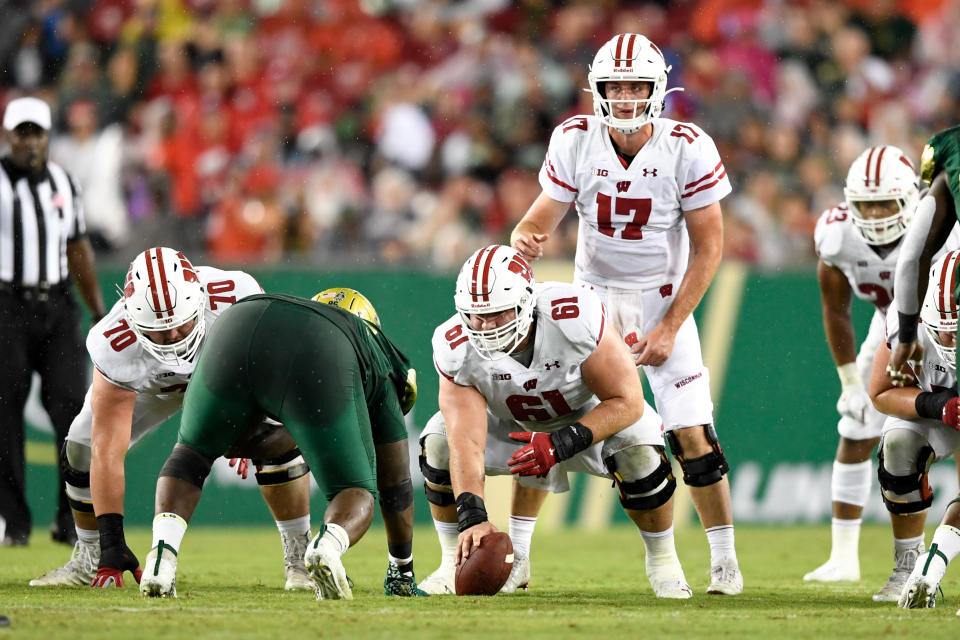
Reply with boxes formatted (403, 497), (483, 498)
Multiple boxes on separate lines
(0, 97), (106, 547)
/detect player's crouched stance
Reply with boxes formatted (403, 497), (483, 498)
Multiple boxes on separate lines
(868, 251), (960, 604)
(419, 246), (690, 598)
(141, 290), (425, 600)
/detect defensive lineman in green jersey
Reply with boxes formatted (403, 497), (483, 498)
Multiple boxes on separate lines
(139, 291), (425, 600)
(921, 125), (960, 219)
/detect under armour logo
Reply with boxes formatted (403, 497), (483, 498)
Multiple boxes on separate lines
(616, 180), (631, 193)
(642, 168), (657, 177)
(659, 284), (673, 298)
(544, 360), (561, 370)
(523, 379), (538, 391)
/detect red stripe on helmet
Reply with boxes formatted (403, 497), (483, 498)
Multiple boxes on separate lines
(625, 34), (636, 67)
(479, 245), (500, 302)
(470, 246), (487, 302)
(614, 35), (624, 62)
(899, 155), (915, 172)
(650, 41), (664, 62)
(143, 249), (163, 319)
(864, 147), (876, 186)
(153, 247), (174, 317)
(874, 146), (887, 188)
(947, 251), (960, 316)
(939, 251), (954, 317)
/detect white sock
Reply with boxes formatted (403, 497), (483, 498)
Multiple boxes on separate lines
(276, 515), (310, 537)
(151, 513), (188, 553)
(831, 460), (872, 507)
(921, 525), (960, 583)
(434, 519), (459, 570)
(77, 526), (99, 545)
(828, 517), (861, 563)
(639, 526), (680, 570)
(705, 524), (737, 566)
(322, 522), (350, 556)
(509, 515), (537, 559)
(894, 535), (925, 556)
(389, 554), (414, 575)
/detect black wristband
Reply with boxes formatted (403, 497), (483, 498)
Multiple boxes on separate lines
(96, 513), (126, 550)
(898, 312), (920, 344)
(915, 389), (958, 419)
(455, 492), (488, 532)
(549, 422), (594, 462)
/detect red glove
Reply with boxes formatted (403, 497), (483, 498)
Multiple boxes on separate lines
(91, 542), (142, 588)
(942, 397), (960, 431)
(508, 432), (559, 478)
(229, 457), (251, 480)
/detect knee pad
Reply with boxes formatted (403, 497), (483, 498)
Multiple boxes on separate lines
(379, 478), (414, 513)
(419, 433), (453, 506)
(665, 424), (729, 487)
(878, 430), (935, 514)
(159, 446), (213, 489)
(252, 448), (310, 486)
(605, 445), (676, 511)
(61, 441), (93, 513)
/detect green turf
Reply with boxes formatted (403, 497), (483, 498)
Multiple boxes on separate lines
(2, 524), (958, 639)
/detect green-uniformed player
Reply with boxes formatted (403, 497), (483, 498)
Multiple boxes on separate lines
(138, 288), (425, 600)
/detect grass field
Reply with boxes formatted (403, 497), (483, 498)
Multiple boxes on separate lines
(2, 524), (958, 639)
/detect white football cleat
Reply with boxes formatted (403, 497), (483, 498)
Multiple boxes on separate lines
(29, 540), (100, 586)
(304, 533), (352, 600)
(140, 544), (178, 598)
(418, 565), (456, 595)
(898, 571), (939, 608)
(500, 553), (530, 593)
(648, 562), (693, 599)
(282, 531), (313, 591)
(803, 558), (860, 582)
(873, 542), (923, 602)
(707, 558), (743, 595)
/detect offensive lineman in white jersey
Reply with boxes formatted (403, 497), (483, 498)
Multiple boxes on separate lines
(867, 250), (960, 607)
(419, 245), (691, 598)
(30, 247), (315, 590)
(511, 33), (741, 594)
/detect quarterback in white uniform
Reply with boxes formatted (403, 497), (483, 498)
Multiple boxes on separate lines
(511, 33), (740, 594)
(418, 245), (690, 598)
(868, 250), (960, 607)
(30, 247), (313, 590)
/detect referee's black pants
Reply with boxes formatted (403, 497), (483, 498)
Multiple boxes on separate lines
(0, 287), (86, 542)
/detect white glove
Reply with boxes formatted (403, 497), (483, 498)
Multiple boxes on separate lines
(837, 384), (871, 423)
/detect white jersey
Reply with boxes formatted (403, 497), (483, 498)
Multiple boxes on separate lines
(87, 266), (263, 396)
(885, 306), (957, 393)
(815, 204), (960, 313)
(432, 282), (607, 431)
(539, 115), (731, 290)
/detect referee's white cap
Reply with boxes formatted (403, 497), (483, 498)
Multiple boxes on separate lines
(3, 97), (52, 131)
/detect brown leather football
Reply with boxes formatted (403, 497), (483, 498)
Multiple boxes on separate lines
(455, 532), (514, 596)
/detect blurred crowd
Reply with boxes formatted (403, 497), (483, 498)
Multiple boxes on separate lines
(1, 0), (958, 270)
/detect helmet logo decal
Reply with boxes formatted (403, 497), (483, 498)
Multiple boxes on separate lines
(123, 265), (135, 298)
(507, 255), (534, 283)
(176, 251), (199, 283)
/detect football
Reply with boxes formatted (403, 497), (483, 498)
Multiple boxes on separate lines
(455, 532), (514, 596)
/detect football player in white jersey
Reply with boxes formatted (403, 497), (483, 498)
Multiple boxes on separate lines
(866, 251), (960, 607)
(804, 146), (921, 589)
(510, 33), (741, 594)
(419, 245), (691, 598)
(29, 247), (315, 591)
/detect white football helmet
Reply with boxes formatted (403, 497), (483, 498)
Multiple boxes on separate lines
(454, 245), (536, 360)
(122, 247), (206, 363)
(843, 145), (919, 245)
(921, 250), (960, 370)
(587, 33), (683, 134)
